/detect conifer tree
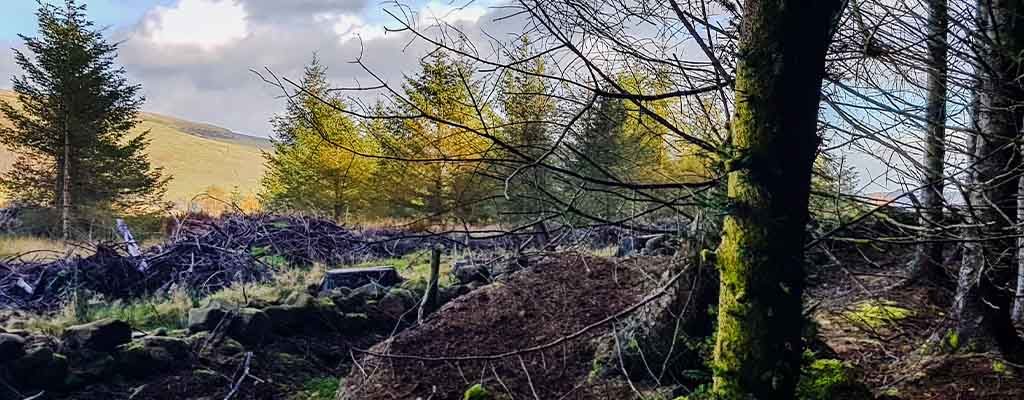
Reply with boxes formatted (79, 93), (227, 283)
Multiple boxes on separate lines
(0, 0), (166, 238)
(571, 94), (630, 219)
(260, 55), (376, 220)
(497, 37), (556, 227)
(711, 0), (845, 397)
(372, 51), (495, 223)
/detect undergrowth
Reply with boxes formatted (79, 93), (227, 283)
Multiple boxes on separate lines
(844, 300), (912, 329)
(349, 249), (461, 286)
(19, 263), (327, 335)
(291, 376), (342, 400)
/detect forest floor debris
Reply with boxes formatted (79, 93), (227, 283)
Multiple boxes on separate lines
(808, 241), (1024, 400)
(0, 214), (539, 311)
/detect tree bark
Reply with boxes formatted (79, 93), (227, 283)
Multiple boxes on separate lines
(711, 1), (844, 398)
(61, 116), (71, 240)
(950, 0), (1024, 363)
(1014, 172), (1024, 321)
(911, 0), (950, 286)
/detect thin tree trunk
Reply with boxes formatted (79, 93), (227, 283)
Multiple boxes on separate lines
(61, 118), (71, 240)
(950, 0), (1024, 362)
(710, 0), (844, 398)
(911, 0), (950, 285)
(1014, 171), (1024, 321)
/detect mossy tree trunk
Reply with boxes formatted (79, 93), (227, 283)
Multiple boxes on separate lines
(711, 1), (845, 398)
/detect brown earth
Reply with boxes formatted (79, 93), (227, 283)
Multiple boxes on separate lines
(808, 240), (1024, 400)
(341, 255), (678, 400)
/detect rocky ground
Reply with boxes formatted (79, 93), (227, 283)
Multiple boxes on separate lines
(1, 235), (1021, 399)
(0, 274), (479, 400)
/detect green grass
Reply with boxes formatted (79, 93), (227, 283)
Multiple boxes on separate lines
(291, 377), (342, 400)
(0, 90), (270, 207)
(348, 250), (462, 287)
(18, 264), (327, 335)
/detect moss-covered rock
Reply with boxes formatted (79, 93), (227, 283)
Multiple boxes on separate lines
(187, 300), (233, 333)
(264, 304), (305, 334)
(331, 283), (387, 313)
(189, 331), (245, 360)
(463, 383), (490, 400)
(66, 351), (117, 388)
(187, 302), (270, 346)
(0, 332), (26, 362)
(116, 336), (192, 378)
(797, 359), (872, 400)
(61, 319), (132, 353)
(10, 346), (68, 389)
(366, 288), (418, 324)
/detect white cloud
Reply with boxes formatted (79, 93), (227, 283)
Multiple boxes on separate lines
(317, 13), (387, 43)
(418, 1), (488, 26)
(144, 0), (248, 50)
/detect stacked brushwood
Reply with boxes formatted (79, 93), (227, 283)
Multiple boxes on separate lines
(0, 214), (514, 311)
(0, 214), (688, 311)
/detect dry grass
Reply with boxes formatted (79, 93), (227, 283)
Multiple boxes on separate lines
(0, 235), (90, 260)
(24, 288), (196, 336)
(0, 90), (270, 207)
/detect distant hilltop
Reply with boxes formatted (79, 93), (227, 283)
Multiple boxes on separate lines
(0, 90), (272, 207)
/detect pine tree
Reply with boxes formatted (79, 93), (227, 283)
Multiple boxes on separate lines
(571, 94), (630, 219)
(497, 36), (556, 227)
(260, 55), (377, 220)
(950, 0), (1024, 365)
(372, 51), (495, 223)
(0, 0), (166, 238)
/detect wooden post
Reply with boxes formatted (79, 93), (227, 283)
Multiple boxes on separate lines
(418, 247), (442, 323)
(532, 221), (549, 250)
(116, 218), (148, 272)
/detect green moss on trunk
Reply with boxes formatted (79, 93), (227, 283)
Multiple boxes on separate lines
(710, 0), (845, 398)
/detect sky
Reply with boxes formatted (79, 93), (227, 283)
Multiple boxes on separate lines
(0, 0), (908, 193)
(0, 0), (504, 136)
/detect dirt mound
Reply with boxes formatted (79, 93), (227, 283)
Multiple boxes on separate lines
(342, 256), (671, 399)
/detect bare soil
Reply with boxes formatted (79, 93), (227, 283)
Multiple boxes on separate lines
(341, 255), (674, 400)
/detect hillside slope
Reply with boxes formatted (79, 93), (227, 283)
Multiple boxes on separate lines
(0, 90), (270, 206)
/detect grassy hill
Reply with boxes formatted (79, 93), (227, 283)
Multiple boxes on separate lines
(0, 90), (270, 207)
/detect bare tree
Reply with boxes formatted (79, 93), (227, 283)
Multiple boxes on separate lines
(949, 0), (1024, 363)
(911, 0), (951, 285)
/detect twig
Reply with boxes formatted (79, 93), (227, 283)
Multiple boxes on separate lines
(223, 351), (254, 400)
